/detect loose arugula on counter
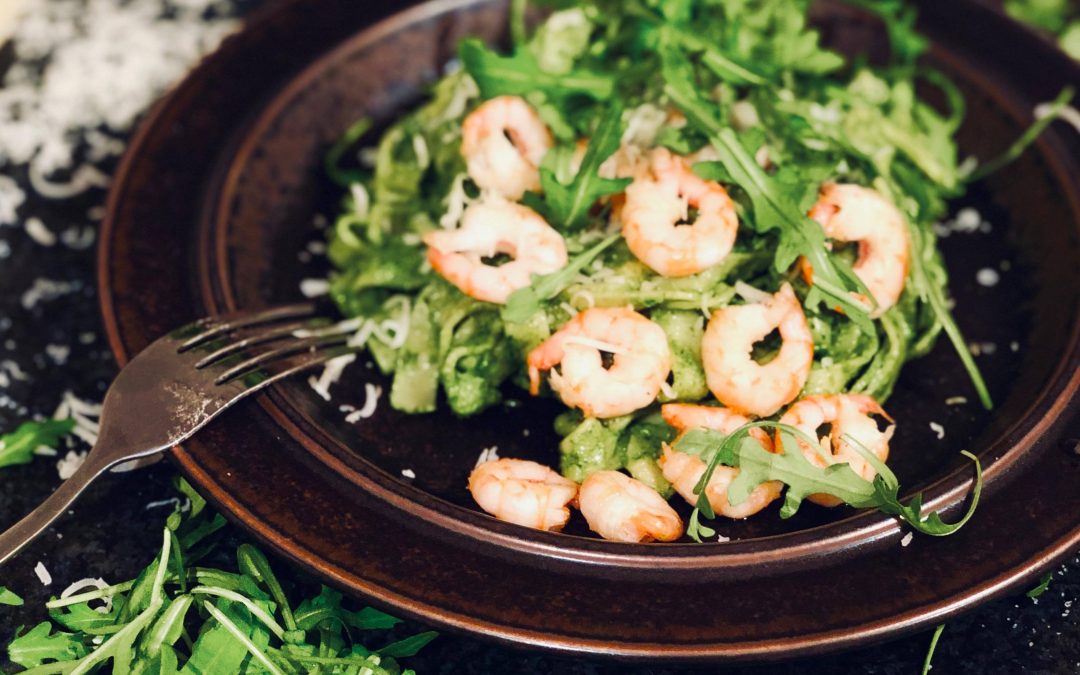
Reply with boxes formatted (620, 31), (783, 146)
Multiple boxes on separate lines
(4, 479), (436, 674)
(0, 420), (75, 469)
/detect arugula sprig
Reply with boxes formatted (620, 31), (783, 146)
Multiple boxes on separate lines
(501, 233), (620, 323)
(459, 38), (614, 101)
(675, 422), (982, 542)
(659, 44), (875, 333)
(6, 478), (436, 674)
(538, 103), (631, 229)
(0, 419), (75, 469)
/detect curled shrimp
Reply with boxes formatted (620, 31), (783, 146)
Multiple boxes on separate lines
(527, 307), (672, 419)
(807, 183), (910, 315)
(468, 458), (578, 531)
(461, 95), (552, 200)
(778, 394), (895, 507)
(578, 470), (683, 542)
(701, 283), (813, 418)
(659, 404), (782, 519)
(424, 199), (568, 304)
(620, 148), (739, 277)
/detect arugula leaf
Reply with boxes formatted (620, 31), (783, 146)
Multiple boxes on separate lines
(539, 103), (631, 228)
(5, 480), (433, 675)
(1026, 572), (1054, 599)
(842, 0), (929, 65)
(459, 38), (614, 101)
(377, 630), (439, 658)
(0, 418), (75, 469)
(6, 622), (87, 669)
(683, 422), (982, 542)
(501, 233), (620, 323)
(0, 586), (23, 606)
(660, 45), (874, 332)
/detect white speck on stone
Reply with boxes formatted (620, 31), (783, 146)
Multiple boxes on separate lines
(976, 268), (1000, 287)
(20, 278), (75, 309)
(901, 532), (914, 547)
(929, 422), (945, 440)
(34, 561), (52, 586)
(307, 354), (356, 402)
(401, 469), (416, 479)
(1010, 341), (1020, 352)
(45, 344), (70, 365)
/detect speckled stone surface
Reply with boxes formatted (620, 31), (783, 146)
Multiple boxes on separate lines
(0, 1), (1078, 673)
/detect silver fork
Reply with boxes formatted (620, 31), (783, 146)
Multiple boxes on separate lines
(0, 304), (360, 564)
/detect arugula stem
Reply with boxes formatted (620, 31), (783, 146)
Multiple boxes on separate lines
(202, 600), (286, 675)
(967, 87), (1075, 182)
(921, 623), (946, 675)
(190, 587), (287, 640)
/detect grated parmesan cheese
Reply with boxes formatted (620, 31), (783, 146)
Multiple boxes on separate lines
(299, 278), (330, 298)
(929, 422), (945, 440)
(24, 217), (56, 245)
(0, 0), (238, 178)
(0, 175), (26, 225)
(307, 354), (357, 402)
(474, 446), (500, 467)
(60, 577), (112, 613)
(976, 268), (1000, 287)
(561, 335), (628, 355)
(945, 396), (968, 406)
(34, 561), (52, 586)
(901, 532), (914, 547)
(401, 468), (416, 479)
(56, 449), (87, 479)
(344, 383), (381, 422)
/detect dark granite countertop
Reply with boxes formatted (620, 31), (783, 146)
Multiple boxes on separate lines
(0, 1), (1078, 673)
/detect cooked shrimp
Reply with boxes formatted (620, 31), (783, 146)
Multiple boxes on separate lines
(701, 283), (813, 417)
(578, 470), (683, 542)
(807, 183), (910, 315)
(461, 96), (552, 200)
(778, 394), (895, 507)
(468, 458), (578, 531)
(659, 404), (781, 519)
(620, 148), (739, 277)
(424, 199), (568, 304)
(527, 307), (672, 418)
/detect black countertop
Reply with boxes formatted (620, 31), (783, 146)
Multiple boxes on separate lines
(0, 0), (1078, 673)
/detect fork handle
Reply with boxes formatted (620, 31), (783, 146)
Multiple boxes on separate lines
(0, 451), (114, 565)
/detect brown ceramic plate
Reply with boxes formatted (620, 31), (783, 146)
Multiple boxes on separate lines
(99, 0), (1080, 662)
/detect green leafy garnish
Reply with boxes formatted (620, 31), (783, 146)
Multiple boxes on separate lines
(459, 38), (614, 101)
(0, 586), (23, 606)
(660, 44), (875, 332)
(676, 422), (982, 542)
(6, 478), (435, 674)
(0, 418), (75, 469)
(1026, 572), (1054, 599)
(539, 103), (631, 228)
(501, 233), (620, 323)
